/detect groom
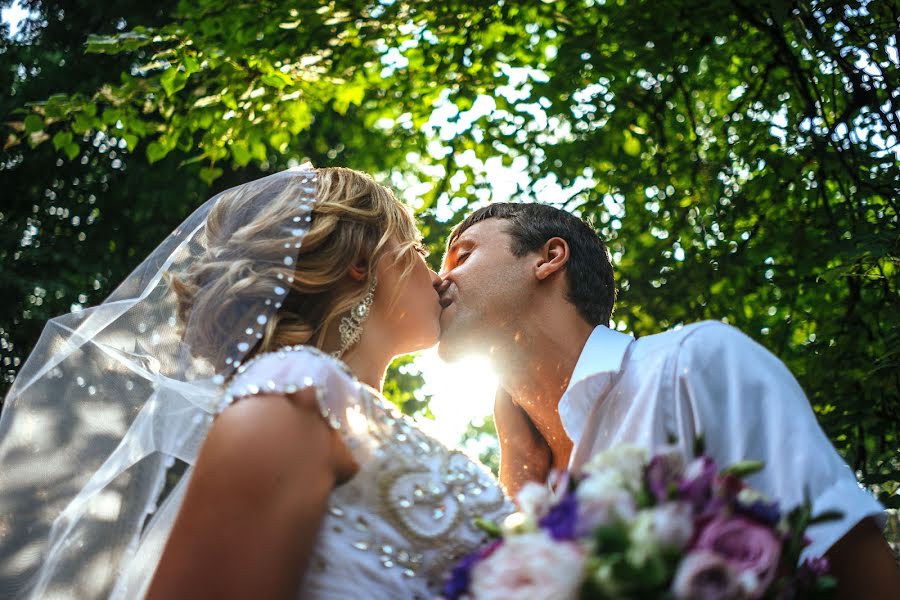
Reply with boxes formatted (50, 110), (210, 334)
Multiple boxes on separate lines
(436, 202), (899, 597)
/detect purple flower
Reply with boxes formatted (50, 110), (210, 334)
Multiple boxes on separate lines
(539, 491), (579, 541)
(678, 456), (718, 513)
(736, 498), (781, 527)
(693, 516), (782, 597)
(790, 555), (831, 594)
(646, 452), (684, 502)
(443, 540), (501, 599)
(800, 556), (829, 577)
(714, 473), (745, 503)
(671, 550), (749, 600)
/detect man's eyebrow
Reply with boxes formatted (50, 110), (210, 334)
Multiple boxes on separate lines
(442, 236), (474, 268)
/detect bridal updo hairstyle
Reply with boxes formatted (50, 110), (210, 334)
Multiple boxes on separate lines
(169, 167), (421, 370)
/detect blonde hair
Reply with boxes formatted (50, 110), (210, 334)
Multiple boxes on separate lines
(170, 167), (421, 370)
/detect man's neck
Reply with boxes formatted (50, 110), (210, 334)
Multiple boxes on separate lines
(495, 310), (595, 472)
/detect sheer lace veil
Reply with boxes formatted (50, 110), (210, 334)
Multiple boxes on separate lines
(0, 164), (319, 599)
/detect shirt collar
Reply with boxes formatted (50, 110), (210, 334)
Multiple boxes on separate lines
(558, 325), (634, 445)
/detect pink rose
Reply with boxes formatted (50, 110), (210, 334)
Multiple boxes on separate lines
(693, 516), (782, 597)
(672, 550), (751, 600)
(469, 531), (586, 600)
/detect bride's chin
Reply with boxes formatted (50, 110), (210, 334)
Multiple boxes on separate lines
(401, 321), (441, 354)
(420, 326), (442, 351)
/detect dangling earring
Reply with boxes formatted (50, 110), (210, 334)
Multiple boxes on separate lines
(333, 276), (376, 359)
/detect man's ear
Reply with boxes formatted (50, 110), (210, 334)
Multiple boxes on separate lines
(534, 237), (569, 281)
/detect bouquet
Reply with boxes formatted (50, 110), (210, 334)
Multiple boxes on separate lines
(443, 443), (839, 599)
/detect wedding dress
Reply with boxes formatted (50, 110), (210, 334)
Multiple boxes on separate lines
(235, 346), (509, 598)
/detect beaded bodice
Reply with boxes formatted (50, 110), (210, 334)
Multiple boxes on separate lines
(224, 345), (512, 599)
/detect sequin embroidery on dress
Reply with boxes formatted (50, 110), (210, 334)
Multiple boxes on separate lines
(223, 345), (514, 599)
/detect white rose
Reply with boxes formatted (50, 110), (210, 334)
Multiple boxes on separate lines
(575, 473), (636, 533)
(651, 501), (695, 550)
(627, 503), (695, 567)
(582, 444), (647, 488)
(516, 481), (553, 519)
(627, 510), (660, 567)
(577, 469), (627, 501)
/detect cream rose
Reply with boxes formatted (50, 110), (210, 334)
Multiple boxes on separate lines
(469, 531), (586, 600)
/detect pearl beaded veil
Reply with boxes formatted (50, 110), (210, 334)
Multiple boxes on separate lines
(0, 164), (318, 599)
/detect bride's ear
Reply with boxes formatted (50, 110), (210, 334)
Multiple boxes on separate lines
(347, 257), (368, 282)
(534, 237), (569, 281)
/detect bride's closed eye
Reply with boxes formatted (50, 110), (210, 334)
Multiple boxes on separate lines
(415, 243), (429, 258)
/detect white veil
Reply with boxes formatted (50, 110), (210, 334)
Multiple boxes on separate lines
(0, 164), (319, 599)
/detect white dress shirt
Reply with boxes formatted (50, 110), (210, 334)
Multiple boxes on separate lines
(559, 320), (885, 560)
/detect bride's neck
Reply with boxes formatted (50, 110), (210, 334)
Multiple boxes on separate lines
(341, 329), (395, 393)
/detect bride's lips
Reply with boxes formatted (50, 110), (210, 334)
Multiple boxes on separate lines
(439, 296), (453, 309)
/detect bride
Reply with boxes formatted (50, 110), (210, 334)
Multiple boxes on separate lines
(0, 165), (511, 599)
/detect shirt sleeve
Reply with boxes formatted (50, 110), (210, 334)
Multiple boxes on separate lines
(673, 321), (885, 560)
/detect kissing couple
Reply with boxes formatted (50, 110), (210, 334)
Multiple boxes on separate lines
(0, 165), (895, 599)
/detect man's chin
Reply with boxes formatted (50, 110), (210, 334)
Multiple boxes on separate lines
(436, 334), (468, 363)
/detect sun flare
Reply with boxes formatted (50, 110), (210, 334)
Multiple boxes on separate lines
(414, 348), (498, 447)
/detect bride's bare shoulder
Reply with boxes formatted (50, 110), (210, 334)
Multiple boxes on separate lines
(147, 389), (340, 599)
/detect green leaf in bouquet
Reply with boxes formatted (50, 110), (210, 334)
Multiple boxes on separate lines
(593, 523), (630, 553)
(814, 574), (838, 594)
(567, 474), (581, 494)
(473, 517), (502, 539)
(581, 557), (623, 599)
(632, 552), (669, 590)
(666, 481), (679, 499)
(808, 510), (843, 526)
(720, 460), (765, 478)
(693, 435), (706, 457)
(633, 485), (654, 509)
(783, 496), (816, 567)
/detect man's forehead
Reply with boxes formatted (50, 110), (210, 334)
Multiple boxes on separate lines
(450, 218), (506, 248)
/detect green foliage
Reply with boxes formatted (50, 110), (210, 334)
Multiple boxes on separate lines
(2, 0), (897, 508)
(459, 416), (500, 476)
(383, 355), (433, 418)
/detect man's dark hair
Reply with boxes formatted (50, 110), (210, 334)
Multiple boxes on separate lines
(448, 203), (616, 326)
